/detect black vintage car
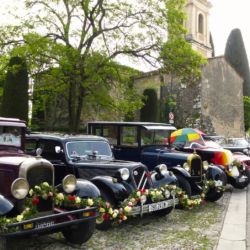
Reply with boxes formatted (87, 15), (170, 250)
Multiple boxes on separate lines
(0, 117), (98, 249)
(25, 133), (178, 230)
(87, 121), (227, 202)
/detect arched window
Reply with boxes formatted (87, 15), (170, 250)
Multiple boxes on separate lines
(198, 14), (204, 34)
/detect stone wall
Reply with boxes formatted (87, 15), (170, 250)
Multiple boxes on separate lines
(200, 56), (244, 137)
(134, 56), (245, 137)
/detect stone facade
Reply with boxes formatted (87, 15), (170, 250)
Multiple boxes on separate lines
(133, 56), (245, 137)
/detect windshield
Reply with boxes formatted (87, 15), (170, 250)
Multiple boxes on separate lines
(220, 138), (249, 147)
(0, 126), (22, 147)
(66, 140), (113, 159)
(141, 128), (175, 146)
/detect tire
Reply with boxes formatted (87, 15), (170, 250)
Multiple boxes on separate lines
(175, 174), (192, 196)
(62, 218), (96, 244)
(205, 171), (227, 202)
(175, 174), (192, 209)
(95, 191), (114, 231)
(205, 189), (223, 202)
(246, 169), (250, 184)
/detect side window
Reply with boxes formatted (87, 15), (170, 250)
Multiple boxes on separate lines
(38, 140), (62, 160)
(24, 140), (37, 155)
(121, 126), (138, 147)
(103, 126), (118, 145)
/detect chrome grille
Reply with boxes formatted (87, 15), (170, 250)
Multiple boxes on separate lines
(27, 167), (53, 212)
(132, 166), (151, 190)
(190, 157), (203, 177)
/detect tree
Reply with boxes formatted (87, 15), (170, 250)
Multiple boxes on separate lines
(158, 0), (206, 126)
(225, 28), (250, 97)
(1, 56), (29, 122)
(244, 96), (250, 132)
(0, 0), (170, 132)
(159, 0), (207, 84)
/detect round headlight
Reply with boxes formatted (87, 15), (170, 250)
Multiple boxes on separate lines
(203, 161), (209, 170)
(118, 168), (130, 181)
(164, 189), (170, 199)
(62, 174), (77, 193)
(158, 164), (168, 175)
(11, 178), (29, 199)
(183, 162), (190, 172)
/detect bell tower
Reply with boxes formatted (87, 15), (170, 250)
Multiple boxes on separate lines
(184, 0), (213, 58)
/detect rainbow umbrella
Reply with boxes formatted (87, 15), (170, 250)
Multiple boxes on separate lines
(170, 128), (201, 143)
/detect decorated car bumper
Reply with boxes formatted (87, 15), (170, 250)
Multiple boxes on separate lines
(2, 207), (98, 237)
(130, 198), (179, 216)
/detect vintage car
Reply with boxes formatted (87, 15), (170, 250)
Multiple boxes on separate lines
(174, 135), (250, 189)
(0, 117), (98, 248)
(87, 121), (226, 202)
(25, 133), (178, 230)
(204, 136), (250, 156)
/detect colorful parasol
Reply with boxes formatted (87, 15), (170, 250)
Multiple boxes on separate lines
(170, 128), (202, 143)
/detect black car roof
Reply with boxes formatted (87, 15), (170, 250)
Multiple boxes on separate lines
(26, 133), (109, 142)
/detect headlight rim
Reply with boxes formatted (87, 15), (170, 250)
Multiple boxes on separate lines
(62, 174), (77, 194)
(118, 168), (130, 181)
(11, 178), (29, 200)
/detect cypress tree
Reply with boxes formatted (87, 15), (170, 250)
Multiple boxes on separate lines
(224, 28), (250, 97)
(2, 56), (29, 121)
(140, 88), (158, 122)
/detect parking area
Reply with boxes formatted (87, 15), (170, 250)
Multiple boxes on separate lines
(9, 191), (231, 250)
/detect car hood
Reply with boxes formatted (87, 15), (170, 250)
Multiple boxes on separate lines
(70, 159), (144, 170)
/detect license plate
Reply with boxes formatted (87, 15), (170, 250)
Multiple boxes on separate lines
(35, 221), (55, 229)
(148, 200), (169, 212)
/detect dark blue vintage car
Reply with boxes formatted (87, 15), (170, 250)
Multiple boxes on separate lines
(25, 133), (178, 230)
(87, 121), (227, 202)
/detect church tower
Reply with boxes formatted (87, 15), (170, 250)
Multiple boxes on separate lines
(184, 0), (213, 58)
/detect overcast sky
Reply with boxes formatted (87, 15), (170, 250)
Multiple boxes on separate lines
(210, 0), (250, 58)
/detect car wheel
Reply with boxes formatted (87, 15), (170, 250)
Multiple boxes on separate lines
(62, 218), (96, 244)
(175, 174), (192, 196)
(205, 172), (227, 202)
(96, 191), (114, 231)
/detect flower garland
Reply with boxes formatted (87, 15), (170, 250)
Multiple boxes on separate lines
(0, 179), (226, 232)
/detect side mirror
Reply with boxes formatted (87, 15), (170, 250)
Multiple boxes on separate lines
(55, 146), (63, 154)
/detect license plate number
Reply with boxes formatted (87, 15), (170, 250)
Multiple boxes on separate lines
(35, 221), (55, 229)
(148, 200), (169, 212)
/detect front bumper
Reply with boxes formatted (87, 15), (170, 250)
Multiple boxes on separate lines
(130, 198), (179, 216)
(2, 207), (98, 238)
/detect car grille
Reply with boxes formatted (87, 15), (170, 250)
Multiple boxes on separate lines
(132, 166), (151, 190)
(27, 167), (53, 212)
(190, 157), (203, 177)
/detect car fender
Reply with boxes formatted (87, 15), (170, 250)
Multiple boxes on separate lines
(0, 195), (14, 215)
(150, 172), (177, 188)
(91, 176), (130, 204)
(206, 165), (227, 184)
(75, 179), (101, 198)
(170, 166), (191, 178)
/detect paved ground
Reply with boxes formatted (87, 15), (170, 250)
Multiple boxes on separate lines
(5, 191), (232, 250)
(247, 185), (250, 250)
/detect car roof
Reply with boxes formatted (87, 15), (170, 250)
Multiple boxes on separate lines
(26, 132), (109, 142)
(88, 121), (177, 130)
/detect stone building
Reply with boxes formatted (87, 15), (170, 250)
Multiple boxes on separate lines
(134, 0), (245, 137)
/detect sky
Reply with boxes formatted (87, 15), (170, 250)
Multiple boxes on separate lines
(209, 0), (250, 58)
(0, 0), (250, 71)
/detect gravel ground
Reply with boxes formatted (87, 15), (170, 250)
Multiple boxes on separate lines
(7, 191), (231, 250)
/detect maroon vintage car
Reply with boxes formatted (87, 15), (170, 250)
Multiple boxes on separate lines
(0, 117), (98, 248)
